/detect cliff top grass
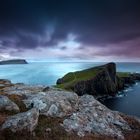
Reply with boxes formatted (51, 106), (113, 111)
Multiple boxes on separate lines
(117, 72), (131, 77)
(56, 65), (104, 90)
(55, 63), (132, 90)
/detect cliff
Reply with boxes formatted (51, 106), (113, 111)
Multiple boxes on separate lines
(56, 62), (140, 96)
(0, 59), (28, 65)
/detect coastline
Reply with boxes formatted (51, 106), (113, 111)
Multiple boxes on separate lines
(0, 62), (140, 139)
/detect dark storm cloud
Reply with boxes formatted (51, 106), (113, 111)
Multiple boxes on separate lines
(0, 0), (140, 60)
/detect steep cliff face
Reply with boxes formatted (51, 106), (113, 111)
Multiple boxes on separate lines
(0, 59), (28, 65)
(56, 63), (140, 96)
(74, 63), (119, 96)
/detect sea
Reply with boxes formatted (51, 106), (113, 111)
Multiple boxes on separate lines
(0, 62), (140, 117)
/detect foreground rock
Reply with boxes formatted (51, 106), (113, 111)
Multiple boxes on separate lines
(0, 59), (28, 65)
(63, 95), (132, 139)
(23, 89), (78, 117)
(1, 108), (39, 132)
(0, 95), (20, 112)
(56, 62), (140, 97)
(0, 80), (140, 139)
(2, 84), (45, 96)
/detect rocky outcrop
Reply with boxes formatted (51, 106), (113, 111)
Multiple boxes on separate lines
(120, 73), (140, 85)
(0, 59), (28, 65)
(0, 81), (140, 139)
(63, 95), (131, 139)
(1, 108), (39, 132)
(73, 63), (120, 96)
(0, 95), (20, 112)
(23, 89), (78, 117)
(56, 63), (140, 97)
(2, 84), (45, 96)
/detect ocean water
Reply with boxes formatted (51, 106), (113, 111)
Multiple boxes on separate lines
(0, 62), (140, 117)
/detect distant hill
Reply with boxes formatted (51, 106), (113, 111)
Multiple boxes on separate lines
(0, 59), (28, 65)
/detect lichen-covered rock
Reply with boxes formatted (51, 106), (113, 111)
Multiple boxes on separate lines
(63, 95), (131, 139)
(1, 108), (39, 132)
(0, 95), (20, 112)
(3, 84), (45, 96)
(23, 89), (78, 117)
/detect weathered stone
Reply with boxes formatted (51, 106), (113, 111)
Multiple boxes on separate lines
(1, 108), (39, 132)
(0, 95), (20, 112)
(62, 95), (131, 139)
(23, 89), (78, 117)
(3, 84), (45, 96)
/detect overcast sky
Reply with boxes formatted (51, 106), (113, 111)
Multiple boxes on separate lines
(0, 0), (140, 61)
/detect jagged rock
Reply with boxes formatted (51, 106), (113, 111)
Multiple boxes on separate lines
(0, 95), (20, 112)
(23, 89), (78, 117)
(62, 95), (131, 139)
(1, 108), (39, 132)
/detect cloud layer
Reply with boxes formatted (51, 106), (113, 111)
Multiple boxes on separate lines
(0, 0), (140, 61)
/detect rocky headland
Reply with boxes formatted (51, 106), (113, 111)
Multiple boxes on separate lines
(0, 62), (140, 140)
(56, 62), (140, 98)
(0, 59), (28, 65)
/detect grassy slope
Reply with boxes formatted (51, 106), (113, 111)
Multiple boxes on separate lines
(56, 64), (130, 90)
(56, 66), (104, 90)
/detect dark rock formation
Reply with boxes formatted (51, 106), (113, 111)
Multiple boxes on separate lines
(56, 62), (140, 97)
(0, 59), (28, 65)
(74, 63), (120, 96)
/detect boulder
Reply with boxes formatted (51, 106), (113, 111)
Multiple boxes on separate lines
(63, 95), (131, 139)
(0, 95), (20, 112)
(1, 108), (39, 132)
(23, 89), (78, 117)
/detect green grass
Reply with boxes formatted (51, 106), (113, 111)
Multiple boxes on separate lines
(56, 65), (132, 90)
(56, 66), (104, 90)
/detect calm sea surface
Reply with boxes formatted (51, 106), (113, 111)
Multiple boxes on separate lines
(0, 62), (140, 117)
